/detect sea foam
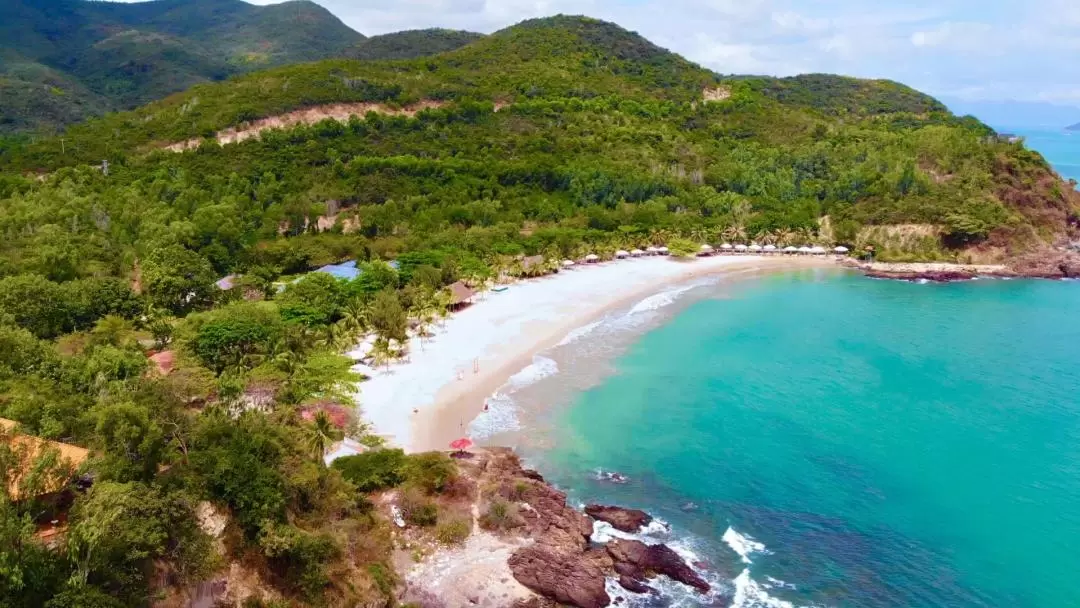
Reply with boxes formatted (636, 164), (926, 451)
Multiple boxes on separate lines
(557, 320), (604, 346)
(507, 354), (559, 388)
(733, 569), (797, 608)
(627, 284), (697, 315)
(723, 527), (768, 564)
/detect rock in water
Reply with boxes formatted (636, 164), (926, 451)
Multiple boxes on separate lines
(606, 538), (711, 593)
(618, 575), (656, 595)
(585, 504), (652, 532)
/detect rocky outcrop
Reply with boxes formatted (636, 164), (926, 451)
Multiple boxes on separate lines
(584, 505), (652, 532)
(508, 546), (613, 608)
(1009, 250), (1080, 278)
(473, 449), (713, 608)
(606, 539), (711, 593)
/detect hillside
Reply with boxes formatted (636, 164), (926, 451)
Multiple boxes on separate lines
(0, 0), (364, 133)
(347, 28), (484, 61)
(1, 13), (1079, 608)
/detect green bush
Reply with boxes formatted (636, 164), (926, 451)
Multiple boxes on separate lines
(435, 519), (471, 545)
(404, 452), (457, 494)
(332, 448), (407, 493)
(479, 499), (523, 531)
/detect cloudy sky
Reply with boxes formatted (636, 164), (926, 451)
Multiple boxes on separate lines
(229, 1), (1080, 107)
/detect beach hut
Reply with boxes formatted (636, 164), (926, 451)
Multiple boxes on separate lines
(834, 246), (849, 254)
(699, 244), (714, 256)
(2, 418), (89, 503)
(561, 259), (576, 268)
(585, 253), (600, 263)
(783, 246), (798, 254)
(720, 243), (733, 252)
(657, 246), (670, 255)
(645, 246), (659, 255)
(630, 248), (645, 257)
(615, 250), (630, 259)
(448, 280), (477, 310)
(315, 263), (361, 280)
(748, 244), (763, 253)
(734, 244), (748, 253)
(763, 244), (777, 254)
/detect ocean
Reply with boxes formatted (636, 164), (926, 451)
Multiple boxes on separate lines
(473, 270), (1080, 607)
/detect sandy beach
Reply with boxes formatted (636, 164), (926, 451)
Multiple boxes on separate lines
(353, 255), (834, 452)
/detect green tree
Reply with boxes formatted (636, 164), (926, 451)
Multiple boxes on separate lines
(142, 245), (217, 315)
(369, 289), (407, 343)
(304, 410), (344, 463)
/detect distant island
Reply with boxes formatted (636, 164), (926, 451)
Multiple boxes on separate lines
(1067, 123), (1080, 131)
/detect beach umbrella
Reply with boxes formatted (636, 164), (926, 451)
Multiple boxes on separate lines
(449, 437), (474, 454)
(810, 246), (827, 255)
(763, 244), (777, 252)
(699, 244), (714, 253)
(783, 246), (798, 253)
(657, 246), (670, 255)
(720, 243), (733, 250)
(585, 253), (600, 262)
(561, 259), (575, 267)
(749, 244), (763, 252)
(834, 246), (849, 253)
(615, 249), (630, 258)
(645, 246), (659, 254)
(798, 246), (812, 254)
(734, 244), (748, 251)
(630, 248), (644, 257)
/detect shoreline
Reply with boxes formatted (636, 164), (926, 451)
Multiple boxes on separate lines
(351, 255), (835, 453)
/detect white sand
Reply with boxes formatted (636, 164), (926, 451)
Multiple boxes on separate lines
(353, 255), (829, 452)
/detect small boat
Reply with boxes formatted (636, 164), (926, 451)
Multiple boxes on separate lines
(492, 286), (509, 293)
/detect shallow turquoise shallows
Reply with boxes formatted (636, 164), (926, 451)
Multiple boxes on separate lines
(527, 273), (1080, 607)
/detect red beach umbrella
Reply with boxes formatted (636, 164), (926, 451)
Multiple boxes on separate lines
(449, 437), (474, 452)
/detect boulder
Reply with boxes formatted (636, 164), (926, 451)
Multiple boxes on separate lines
(606, 538), (710, 593)
(617, 575), (656, 595)
(585, 504), (652, 533)
(509, 546), (612, 608)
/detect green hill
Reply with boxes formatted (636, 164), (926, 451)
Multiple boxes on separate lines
(0, 0), (364, 133)
(347, 29), (484, 61)
(0, 14), (1078, 608)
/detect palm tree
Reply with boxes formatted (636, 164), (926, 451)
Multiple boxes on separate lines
(369, 338), (394, 371)
(305, 410), (343, 464)
(775, 228), (796, 247)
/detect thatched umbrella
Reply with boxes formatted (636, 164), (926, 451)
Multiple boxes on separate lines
(657, 246), (670, 255)
(834, 246), (849, 254)
(763, 244), (777, 253)
(585, 253), (600, 263)
(699, 244), (714, 255)
(734, 244), (748, 252)
(748, 244), (763, 253)
(797, 246), (812, 254)
(561, 259), (576, 267)
(630, 248), (645, 257)
(615, 250), (630, 259)
(783, 246), (798, 254)
(810, 246), (827, 255)
(645, 246), (659, 255)
(720, 243), (733, 252)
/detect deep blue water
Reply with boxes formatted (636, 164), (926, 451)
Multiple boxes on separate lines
(998, 127), (1080, 182)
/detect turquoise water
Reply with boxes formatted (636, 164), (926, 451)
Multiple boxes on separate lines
(1000, 127), (1080, 181)
(523, 272), (1080, 606)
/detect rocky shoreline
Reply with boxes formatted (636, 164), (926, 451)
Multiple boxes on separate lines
(844, 250), (1080, 282)
(401, 448), (722, 608)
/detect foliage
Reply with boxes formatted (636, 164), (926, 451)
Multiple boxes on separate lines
(667, 237), (699, 257)
(0, 0), (364, 133)
(434, 519), (471, 545)
(332, 449), (408, 493)
(479, 498), (523, 531)
(347, 29), (483, 61)
(143, 245), (218, 316)
(404, 452), (458, 495)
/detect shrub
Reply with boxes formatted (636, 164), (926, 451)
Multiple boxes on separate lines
(400, 488), (438, 527)
(479, 499), (523, 531)
(404, 452), (457, 494)
(434, 519), (471, 545)
(332, 448), (407, 493)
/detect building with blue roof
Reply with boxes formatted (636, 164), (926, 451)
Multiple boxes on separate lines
(315, 262), (361, 280)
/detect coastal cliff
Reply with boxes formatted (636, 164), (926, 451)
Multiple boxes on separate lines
(398, 448), (718, 608)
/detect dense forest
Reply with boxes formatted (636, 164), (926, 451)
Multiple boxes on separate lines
(0, 0), (363, 133)
(2, 12), (1079, 608)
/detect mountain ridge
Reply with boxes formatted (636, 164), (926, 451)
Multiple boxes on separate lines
(0, 0), (364, 133)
